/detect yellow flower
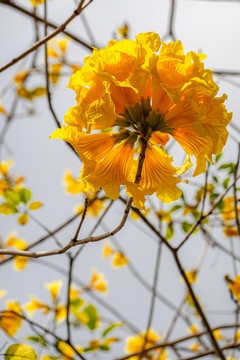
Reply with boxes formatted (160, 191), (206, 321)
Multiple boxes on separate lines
(50, 63), (63, 84)
(222, 196), (240, 220)
(0, 100), (5, 114)
(57, 341), (76, 360)
(89, 268), (108, 293)
(235, 329), (240, 341)
(0, 159), (24, 197)
(181, 269), (198, 284)
(0, 290), (7, 300)
(24, 295), (50, 318)
(102, 241), (114, 258)
(62, 169), (86, 195)
(50, 32), (231, 209)
(117, 24), (129, 38)
(224, 226), (239, 237)
(189, 343), (200, 352)
(5, 231), (28, 271)
(213, 329), (224, 341)
(226, 274), (240, 302)
(55, 303), (67, 323)
(44, 280), (63, 302)
(30, 0), (44, 7)
(47, 37), (70, 85)
(125, 329), (161, 360)
(0, 300), (22, 336)
(14, 71), (29, 85)
(112, 252), (128, 268)
(187, 323), (199, 335)
(155, 210), (171, 222)
(102, 241), (128, 268)
(48, 37), (69, 58)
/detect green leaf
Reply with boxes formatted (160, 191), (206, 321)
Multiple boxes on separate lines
(70, 298), (85, 311)
(210, 193), (220, 200)
(169, 204), (182, 213)
(4, 189), (20, 206)
(5, 344), (37, 360)
(222, 177), (230, 189)
(83, 304), (98, 331)
(25, 336), (47, 347)
(165, 223), (174, 240)
(218, 162), (236, 174)
(182, 221), (192, 233)
(0, 202), (18, 215)
(19, 189), (31, 204)
(102, 323), (122, 337)
(192, 210), (200, 220)
(99, 345), (110, 352)
(212, 176), (218, 183)
(216, 200), (225, 211)
(215, 153), (222, 162)
(182, 222), (198, 234)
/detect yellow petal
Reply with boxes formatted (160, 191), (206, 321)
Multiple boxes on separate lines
(44, 280), (63, 302)
(83, 142), (134, 200)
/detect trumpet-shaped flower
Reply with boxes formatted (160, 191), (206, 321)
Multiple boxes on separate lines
(0, 300), (22, 336)
(50, 32), (232, 209)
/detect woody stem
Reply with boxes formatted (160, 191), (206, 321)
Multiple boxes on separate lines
(134, 138), (148, 184)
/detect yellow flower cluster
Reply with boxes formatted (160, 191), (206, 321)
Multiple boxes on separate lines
(221, 196), (240, 237)
(125, 329), (168, 360)
(51, 32), (232, 209)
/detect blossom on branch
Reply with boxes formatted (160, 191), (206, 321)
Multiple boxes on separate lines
(50, 32), (232, 209)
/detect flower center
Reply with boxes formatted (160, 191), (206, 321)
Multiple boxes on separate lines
(114, 98), (168, 143)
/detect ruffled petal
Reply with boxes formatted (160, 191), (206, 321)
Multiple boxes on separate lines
(126, 145), (186, 208)
(173, 128), (213, 176)
(82, 143), (134, 200)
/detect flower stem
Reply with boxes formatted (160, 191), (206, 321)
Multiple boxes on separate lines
(135, 138), (148, 184)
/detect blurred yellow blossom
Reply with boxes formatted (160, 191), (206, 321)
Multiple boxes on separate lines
(112, 252), (128, 268)
(189, 343), (200, 352)
(125, 329), (162, 360)
(213, 329), (224, 341)
(117, 24), (129, 38)
(47, 37), (70, 85)
(44, 280), (63, 302)
(51, 32), (231, 209)
(0, 100), (5, 114)
(155, 210), (172, 223)
(222, 196), (240, 221)
(89, 268), (108, 293)
(102, 241), (128, 268)
(131, 208), (150, 220)
(224, 226), (239, 237)
(57, 341), (76, 360)
(187, 324), (199, 335)
(0, 300), (22, 336)
(102, 241), (115, 258)
(225, 274), (240, 302)
(0, 159), (24, 197)
(30, 0), (45, 6)
(63, 169), (86, 195)
(0, 290), (6, 299)
(181, 269), (198, 284)
(24, 295), (50, 318)
(5, 231), (28, 271)
(14, 70), (29, 84)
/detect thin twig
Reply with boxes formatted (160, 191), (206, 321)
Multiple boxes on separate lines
(0, 0), (94, 50)
(0, 0), (93, 73)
